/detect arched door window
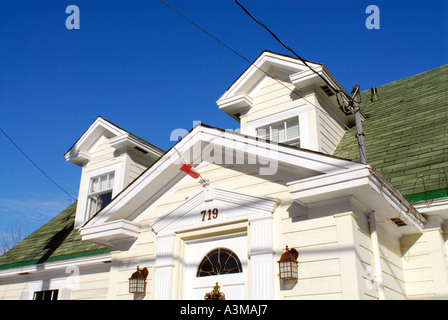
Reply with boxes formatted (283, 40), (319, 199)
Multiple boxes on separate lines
(196, 248), (243, 277)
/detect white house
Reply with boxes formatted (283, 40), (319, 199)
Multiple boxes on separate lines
(0, 51), (447, 300)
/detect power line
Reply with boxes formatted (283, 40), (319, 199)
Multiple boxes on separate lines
(233, 0), (359, 108)
(0, 126), (77, 201)
(158, 0), (352, 130)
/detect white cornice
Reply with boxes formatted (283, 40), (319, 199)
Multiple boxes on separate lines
(80, 219), (140, 248)
(287, 166), (426, 235)
(216, 51), (320, 117)
(109, 133), (164, 158)
(81, 125), (358, 233)
(64, 149), (91, 165)
(150, 184), (279, 236)
(0, 253), (111, 278)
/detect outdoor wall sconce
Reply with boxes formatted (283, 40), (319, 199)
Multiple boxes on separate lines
(278, 246), (299, 280)
(129, 266), (148, 294)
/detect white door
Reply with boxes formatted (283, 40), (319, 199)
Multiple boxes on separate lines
(183, 233), (248, 300)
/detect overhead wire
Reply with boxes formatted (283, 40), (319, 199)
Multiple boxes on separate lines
(0, 126), (77, 202)
(158, 0), (354, 131)
(233, 0), (360, 108)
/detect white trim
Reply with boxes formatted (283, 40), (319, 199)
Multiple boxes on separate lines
(82, 125), (358, 230)
(412, 197), (448, 220)
(109, 133), (164, 157)
(75, 162), (122, 229)
(0, 252), (111, 278)
(245, 104), (308, 149)
(150, 184), (279, 236)
(80, 219), (140, 248)
(287, 166), (426, 234)
(65, 117), (125, 165)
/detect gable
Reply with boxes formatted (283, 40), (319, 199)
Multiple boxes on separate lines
(65, 116), (163, 166)
(79, 124), (361, 248)
(216, 51), (354, 128)
(150, 183), (279, 237)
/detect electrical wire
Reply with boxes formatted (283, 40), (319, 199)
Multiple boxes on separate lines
(158, 0), (354, 131)
(0, 126), (77, 202)
(233, 0), (360, 108)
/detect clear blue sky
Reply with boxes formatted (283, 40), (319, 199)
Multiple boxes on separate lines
(0, 0), (447, 236)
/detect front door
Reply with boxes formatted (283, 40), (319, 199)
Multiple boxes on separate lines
(183, 233), (248, 300)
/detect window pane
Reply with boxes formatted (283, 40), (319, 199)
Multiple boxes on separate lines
(285, 117), (299, 140)
(257, 127), (269, 140)
(89, 197), (98, 217)
(34, 290), (58, 300)
(98, 192), (112, 211)
(91, 177), (99, 193)
(100, 175), (108, 191)
(197, 248), (242, 277)
(270, 121), (285, 142)
(108, 173), (115, 189)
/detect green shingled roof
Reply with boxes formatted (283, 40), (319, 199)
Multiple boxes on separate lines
(0, 202), (111, 270)
(334, 64), (448, 200)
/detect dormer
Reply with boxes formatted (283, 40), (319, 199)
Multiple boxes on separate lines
(217, 51), (355, 154)
(65, 117), (164, 229)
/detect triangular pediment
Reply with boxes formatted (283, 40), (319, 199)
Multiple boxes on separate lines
(65, 116), (163, 166)
(150, 184), (279, 236)
(216, 51), (325, 120)
(79, 124), (363, 248)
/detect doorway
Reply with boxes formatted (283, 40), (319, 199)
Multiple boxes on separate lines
(183, 233), (248, 300)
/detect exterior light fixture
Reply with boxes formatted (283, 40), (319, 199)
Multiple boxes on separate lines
(204, 282), (226, 300)
(129, 266), (148, 294)
(278, 246), (299, 280)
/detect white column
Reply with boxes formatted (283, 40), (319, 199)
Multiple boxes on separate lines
(248, 215), (275, 299)
(154, 234), (175, 300)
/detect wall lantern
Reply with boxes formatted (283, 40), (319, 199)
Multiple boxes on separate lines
(278, 246), (299, 280)
(129, 266), (148, 294)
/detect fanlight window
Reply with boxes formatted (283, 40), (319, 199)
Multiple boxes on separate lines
(196, 248), (242, 277)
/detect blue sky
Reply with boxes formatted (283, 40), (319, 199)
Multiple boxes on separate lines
(0, 0), (447, 237)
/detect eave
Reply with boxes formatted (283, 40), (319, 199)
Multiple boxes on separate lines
(288, 165), (427, 235)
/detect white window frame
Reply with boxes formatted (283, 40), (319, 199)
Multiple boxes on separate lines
(76, 163), (121, 228)
(86, 171), (115, 219)
(246, 105), (309, 149)
(256, 117), (300, 147)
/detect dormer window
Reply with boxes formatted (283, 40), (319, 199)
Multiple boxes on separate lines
(75, 162), (121, 227)
(256, 116), (300, 147)
(87, 172), (115, 218)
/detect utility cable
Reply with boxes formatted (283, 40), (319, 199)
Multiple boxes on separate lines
(233, 0), (359, 109)
(159, 0), (353, 132)
(0, 126), (77, 201)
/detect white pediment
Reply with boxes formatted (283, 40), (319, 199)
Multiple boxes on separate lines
(79, 124), (361, 248)
(65, 116), (163, 166)
(150, 183), (279, 236)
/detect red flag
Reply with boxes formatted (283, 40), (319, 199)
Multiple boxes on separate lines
(174, 147), (201, 179)
(179, 162), (201, 179)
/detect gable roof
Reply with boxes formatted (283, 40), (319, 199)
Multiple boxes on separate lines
(2, 59), (445, 272)
(334, 64), (448, 201)
(65, 116), (165, 166)
(0, 202), (110, 270)
(216, 51), (353, 126)
(78, 123), (363, 247)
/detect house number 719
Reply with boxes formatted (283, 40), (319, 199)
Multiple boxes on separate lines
(201, 208), (218, 221)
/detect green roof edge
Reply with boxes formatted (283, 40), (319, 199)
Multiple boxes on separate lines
(0, 247), (111, 271)
(405, 188), (448, 203)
